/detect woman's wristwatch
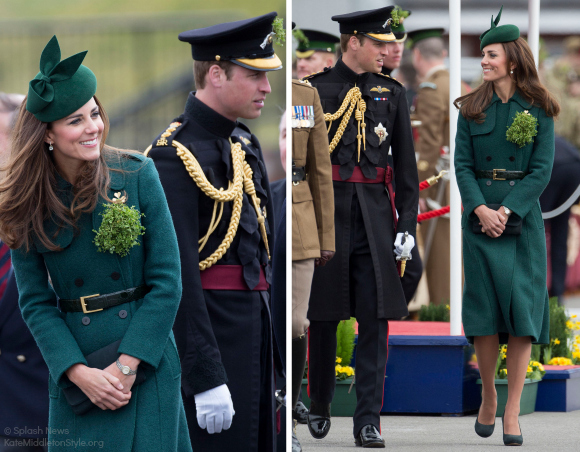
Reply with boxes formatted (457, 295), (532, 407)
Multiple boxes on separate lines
(116, 358), (137, 376)
(502, 206), (512, 216)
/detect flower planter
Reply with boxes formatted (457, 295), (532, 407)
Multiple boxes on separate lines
(476, 379), (539, 416)
(535, 366), (580, 412)
(301, 378), (357, 417)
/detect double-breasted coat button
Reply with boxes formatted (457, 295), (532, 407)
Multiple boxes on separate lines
(119, 310), (127, 319)
(486, 156), (492, 161)
(74, 278), (84, 287)
(486, 181), (492, 186)
(111, 272), (121, 281)
(510, 181), (515, 186)
(17, 355), (26, 362)
(82, 316), (91, 326)
(509, 156), (515, 162)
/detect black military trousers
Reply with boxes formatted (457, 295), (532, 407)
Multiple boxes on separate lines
(308, 194), (390, 437)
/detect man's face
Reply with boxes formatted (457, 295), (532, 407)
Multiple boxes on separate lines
(355, 38), (389, 73)
(219, 65), (272, 120)
(296, 52), (335, 79)
(383, 42), (405, 70)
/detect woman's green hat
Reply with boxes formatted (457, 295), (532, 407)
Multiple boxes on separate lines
(479, 6), (520, 51)
(26, 35), (97, 123)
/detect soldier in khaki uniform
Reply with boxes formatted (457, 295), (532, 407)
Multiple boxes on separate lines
(410, 28), (467, 305)
(543, 36), (580, 150)
(291, 78), (335, 452)
(295, 29), (340, 80)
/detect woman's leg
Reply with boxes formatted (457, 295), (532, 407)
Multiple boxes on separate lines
(474, 334), (500, 424)
(504, 335), (532, 435)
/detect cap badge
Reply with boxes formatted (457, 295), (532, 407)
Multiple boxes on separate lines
(260, 32), (276, 49)
(383, 18), (393, 29)
(375, 123), (388, 145)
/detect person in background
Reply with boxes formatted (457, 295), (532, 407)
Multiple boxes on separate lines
(0, 93), (49, 452)
(454, 7), (559, 446)
(410, 28), (467, 306)
(295, 29), (340, 80)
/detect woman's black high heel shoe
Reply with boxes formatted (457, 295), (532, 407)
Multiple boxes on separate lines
(502, 414), (523, 446)
(474, 415), (495, 438)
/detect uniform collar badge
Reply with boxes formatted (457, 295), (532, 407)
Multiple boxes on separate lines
(375, 122), (388, 145)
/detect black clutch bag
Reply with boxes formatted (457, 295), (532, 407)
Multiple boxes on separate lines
(62, 339), (146, 415)
(471, 203), (522, 236)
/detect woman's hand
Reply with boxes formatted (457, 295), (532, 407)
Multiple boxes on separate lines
(66, 363), (131, 411)
(103, 354), (141, 395)
(474, 205), (506, 238)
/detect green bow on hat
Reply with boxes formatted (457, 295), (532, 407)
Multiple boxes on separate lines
(479, 6), (520, 51)
(26, 35), (97, 123)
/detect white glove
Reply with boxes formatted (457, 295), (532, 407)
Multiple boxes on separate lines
(394, 233), (415, 257)
(194, 384), (235, 434)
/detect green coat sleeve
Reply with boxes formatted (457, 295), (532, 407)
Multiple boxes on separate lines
(454, 112), (487, 217)
(12, 246), (88, 386)
(117, 159), (182, 368)
(501, 109), (555, 218)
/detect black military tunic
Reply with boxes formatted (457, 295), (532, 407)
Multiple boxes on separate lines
(148, 93), (276, 451)
(307, 57), (419, 321)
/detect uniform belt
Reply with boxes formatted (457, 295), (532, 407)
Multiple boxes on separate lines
(332, 165), (398, 230)
(292, 166), (306, 183)
(200, 264), (269, 291)
(59, 285), (151, 314)
(475, 170), (526, 181)
(331, 165), (393, 184)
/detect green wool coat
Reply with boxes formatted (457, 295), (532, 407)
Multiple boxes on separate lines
(455, 90), (554, 344)
(11, 153), (192, 451)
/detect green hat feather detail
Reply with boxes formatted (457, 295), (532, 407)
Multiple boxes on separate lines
(479, 6), (520, 51)
(26, 35), (97, 123)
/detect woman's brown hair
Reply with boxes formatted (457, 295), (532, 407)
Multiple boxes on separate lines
(454, 37), (560, 122)
(0, 96), (121, 251)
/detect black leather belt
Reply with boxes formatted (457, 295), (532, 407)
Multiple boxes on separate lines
(59, 285), (151, 314)
(475, 170), (526, 181)
(292, 166), (306, 184)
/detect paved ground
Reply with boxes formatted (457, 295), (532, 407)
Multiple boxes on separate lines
(294, 293), (580, 451)
(296, 410), (580, 451)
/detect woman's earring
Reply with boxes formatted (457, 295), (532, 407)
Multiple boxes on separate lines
(510, 70), (514, 74)
(48, 142), (53, 151)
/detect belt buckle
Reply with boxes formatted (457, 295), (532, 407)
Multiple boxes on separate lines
(493, 169), (506, 181)
(80, 294), (101, 314)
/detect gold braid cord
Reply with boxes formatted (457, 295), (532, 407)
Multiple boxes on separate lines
(172, 139), (270, 270)
(324, 86), (367, 161)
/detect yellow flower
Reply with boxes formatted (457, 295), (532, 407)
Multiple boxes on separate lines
(554, 338), (561, 345)
(572, 315), (578, 319)
(336, 357), (342, 364)
(471, 354), (478, 363)
(567, 321), (573, 330)
(527, 366), (533, 373)
(500, 369), (508, 375)
(549, 357), (573, 366)
(538, 363), (545, 371)
(573, 351), (580, 360)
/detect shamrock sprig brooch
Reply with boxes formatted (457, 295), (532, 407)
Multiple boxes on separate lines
(506, 110), (538, 148)
(93, 192), (145, 257)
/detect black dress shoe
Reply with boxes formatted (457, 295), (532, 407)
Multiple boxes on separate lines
(307, 401), (331, 439)
(355, 425), (385, 448)
(293, 401), (309, 424)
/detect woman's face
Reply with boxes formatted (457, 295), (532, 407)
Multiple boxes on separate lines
(45, 97), (104, 179)
(481, 44), (512, 83)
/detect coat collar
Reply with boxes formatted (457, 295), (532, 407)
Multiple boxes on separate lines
(334, 57), (371, 85)
(487, 89), (533, 111)
(183, 92), (237, 139)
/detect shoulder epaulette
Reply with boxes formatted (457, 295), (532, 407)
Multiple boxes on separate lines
(378, 72), (404, 87)
(419, 81), (437, 90)
(144, 121), (184, 156)
(301, 68), (327, 81)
